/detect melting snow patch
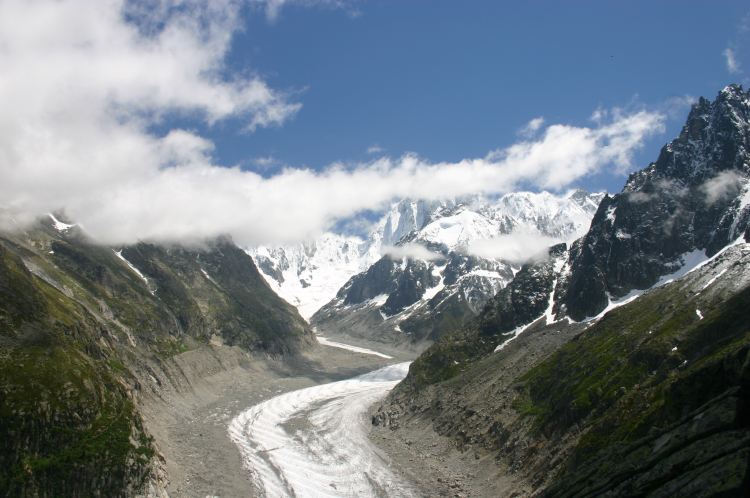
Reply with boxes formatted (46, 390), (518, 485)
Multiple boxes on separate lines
(696, 309), (704, 320)
(655, 249), (709, 287)
(200, 268), (215, 283)
(544, 258), (565, 325)
(606, 205), (617, 223)
(682, 237), (747, 277)
(316, 336), (393, 359)
(701, 268), (728, 291)
(47, 213), (75, 231)
(370, 294), (389, 306)
(586, 290), (643, 323)
(671, 346), (678, 352)
(494, 321), (534, 352)
(114, 250), (153, 294)
(422, 277), (445, 301)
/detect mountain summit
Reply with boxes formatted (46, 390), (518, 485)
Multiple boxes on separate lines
(561, 84), (750, 320)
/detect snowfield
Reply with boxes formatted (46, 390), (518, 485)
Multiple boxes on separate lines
(228, 362), (414, 497)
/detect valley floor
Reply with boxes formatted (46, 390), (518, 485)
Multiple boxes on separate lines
(138, 336), (419, 497)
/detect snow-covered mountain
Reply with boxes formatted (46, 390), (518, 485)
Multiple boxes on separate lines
(305, 189), (604, 345)
(248, 190), (604, 326)
(246, 234), (381, 319)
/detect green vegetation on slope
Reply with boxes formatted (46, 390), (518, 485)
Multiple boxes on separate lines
(514, 278), (750, 496)
(0, 244), (153, 497)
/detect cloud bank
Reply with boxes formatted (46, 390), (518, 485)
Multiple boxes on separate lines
(0, 0), (666, 247)
(381, 243), (442, 262)
(466, 230), (560, 265)
(702, 170), (744, 205)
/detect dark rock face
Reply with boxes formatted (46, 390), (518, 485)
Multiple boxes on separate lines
(403, 245), (567, 387)
(477, 245), (564, 339)
(342, 256), (401, 306)
(563, 85), (750, 320)
(382, 260), (440, 316)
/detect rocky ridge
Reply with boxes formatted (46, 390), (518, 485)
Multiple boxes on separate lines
(373, 84), (750, 497)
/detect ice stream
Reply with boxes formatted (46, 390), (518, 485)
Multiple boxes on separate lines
(228, 362), (414, 497)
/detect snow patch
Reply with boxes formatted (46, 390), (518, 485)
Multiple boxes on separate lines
(495, 320), (535, 352)
(701, 268), (728, 291)
(113, 250), (153, 293)
(696, 309), (704, 320)
(315, 336), (393, 359)
(586, 290), (643, 323)
(47, 213), (75, 231)
(370, 294), (389, 306)
(606, 205), (616, 223)
(422, 273), (446, 301)
(544, 258), (566, 325)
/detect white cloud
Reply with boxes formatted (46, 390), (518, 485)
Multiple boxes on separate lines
(518, 117), (545, 138)
(252, 156), (281, 169)
(0, 0), (666, 248)
(382, 243), (442, 261)
(251, 0), (354, 21)
(724, 47), (741, 74)
(466, 230), (559, 265)
(660, 95), (697, 119)
(366, 145), (385, 155)
(590, 107), (606, 124)
(702, 170), (744, 204)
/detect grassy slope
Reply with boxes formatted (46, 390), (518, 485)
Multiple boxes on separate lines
(515, 269), (750, 495)
(0, 243), (153, 496)
(378, 246), (749, 496)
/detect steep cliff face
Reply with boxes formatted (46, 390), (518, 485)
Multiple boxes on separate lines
(0, 218), (312, 496)
(562, 85), (750, 320)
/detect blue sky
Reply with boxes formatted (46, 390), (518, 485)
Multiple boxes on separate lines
(2, 0), (749, 245)
(211, 0), (749, 194)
